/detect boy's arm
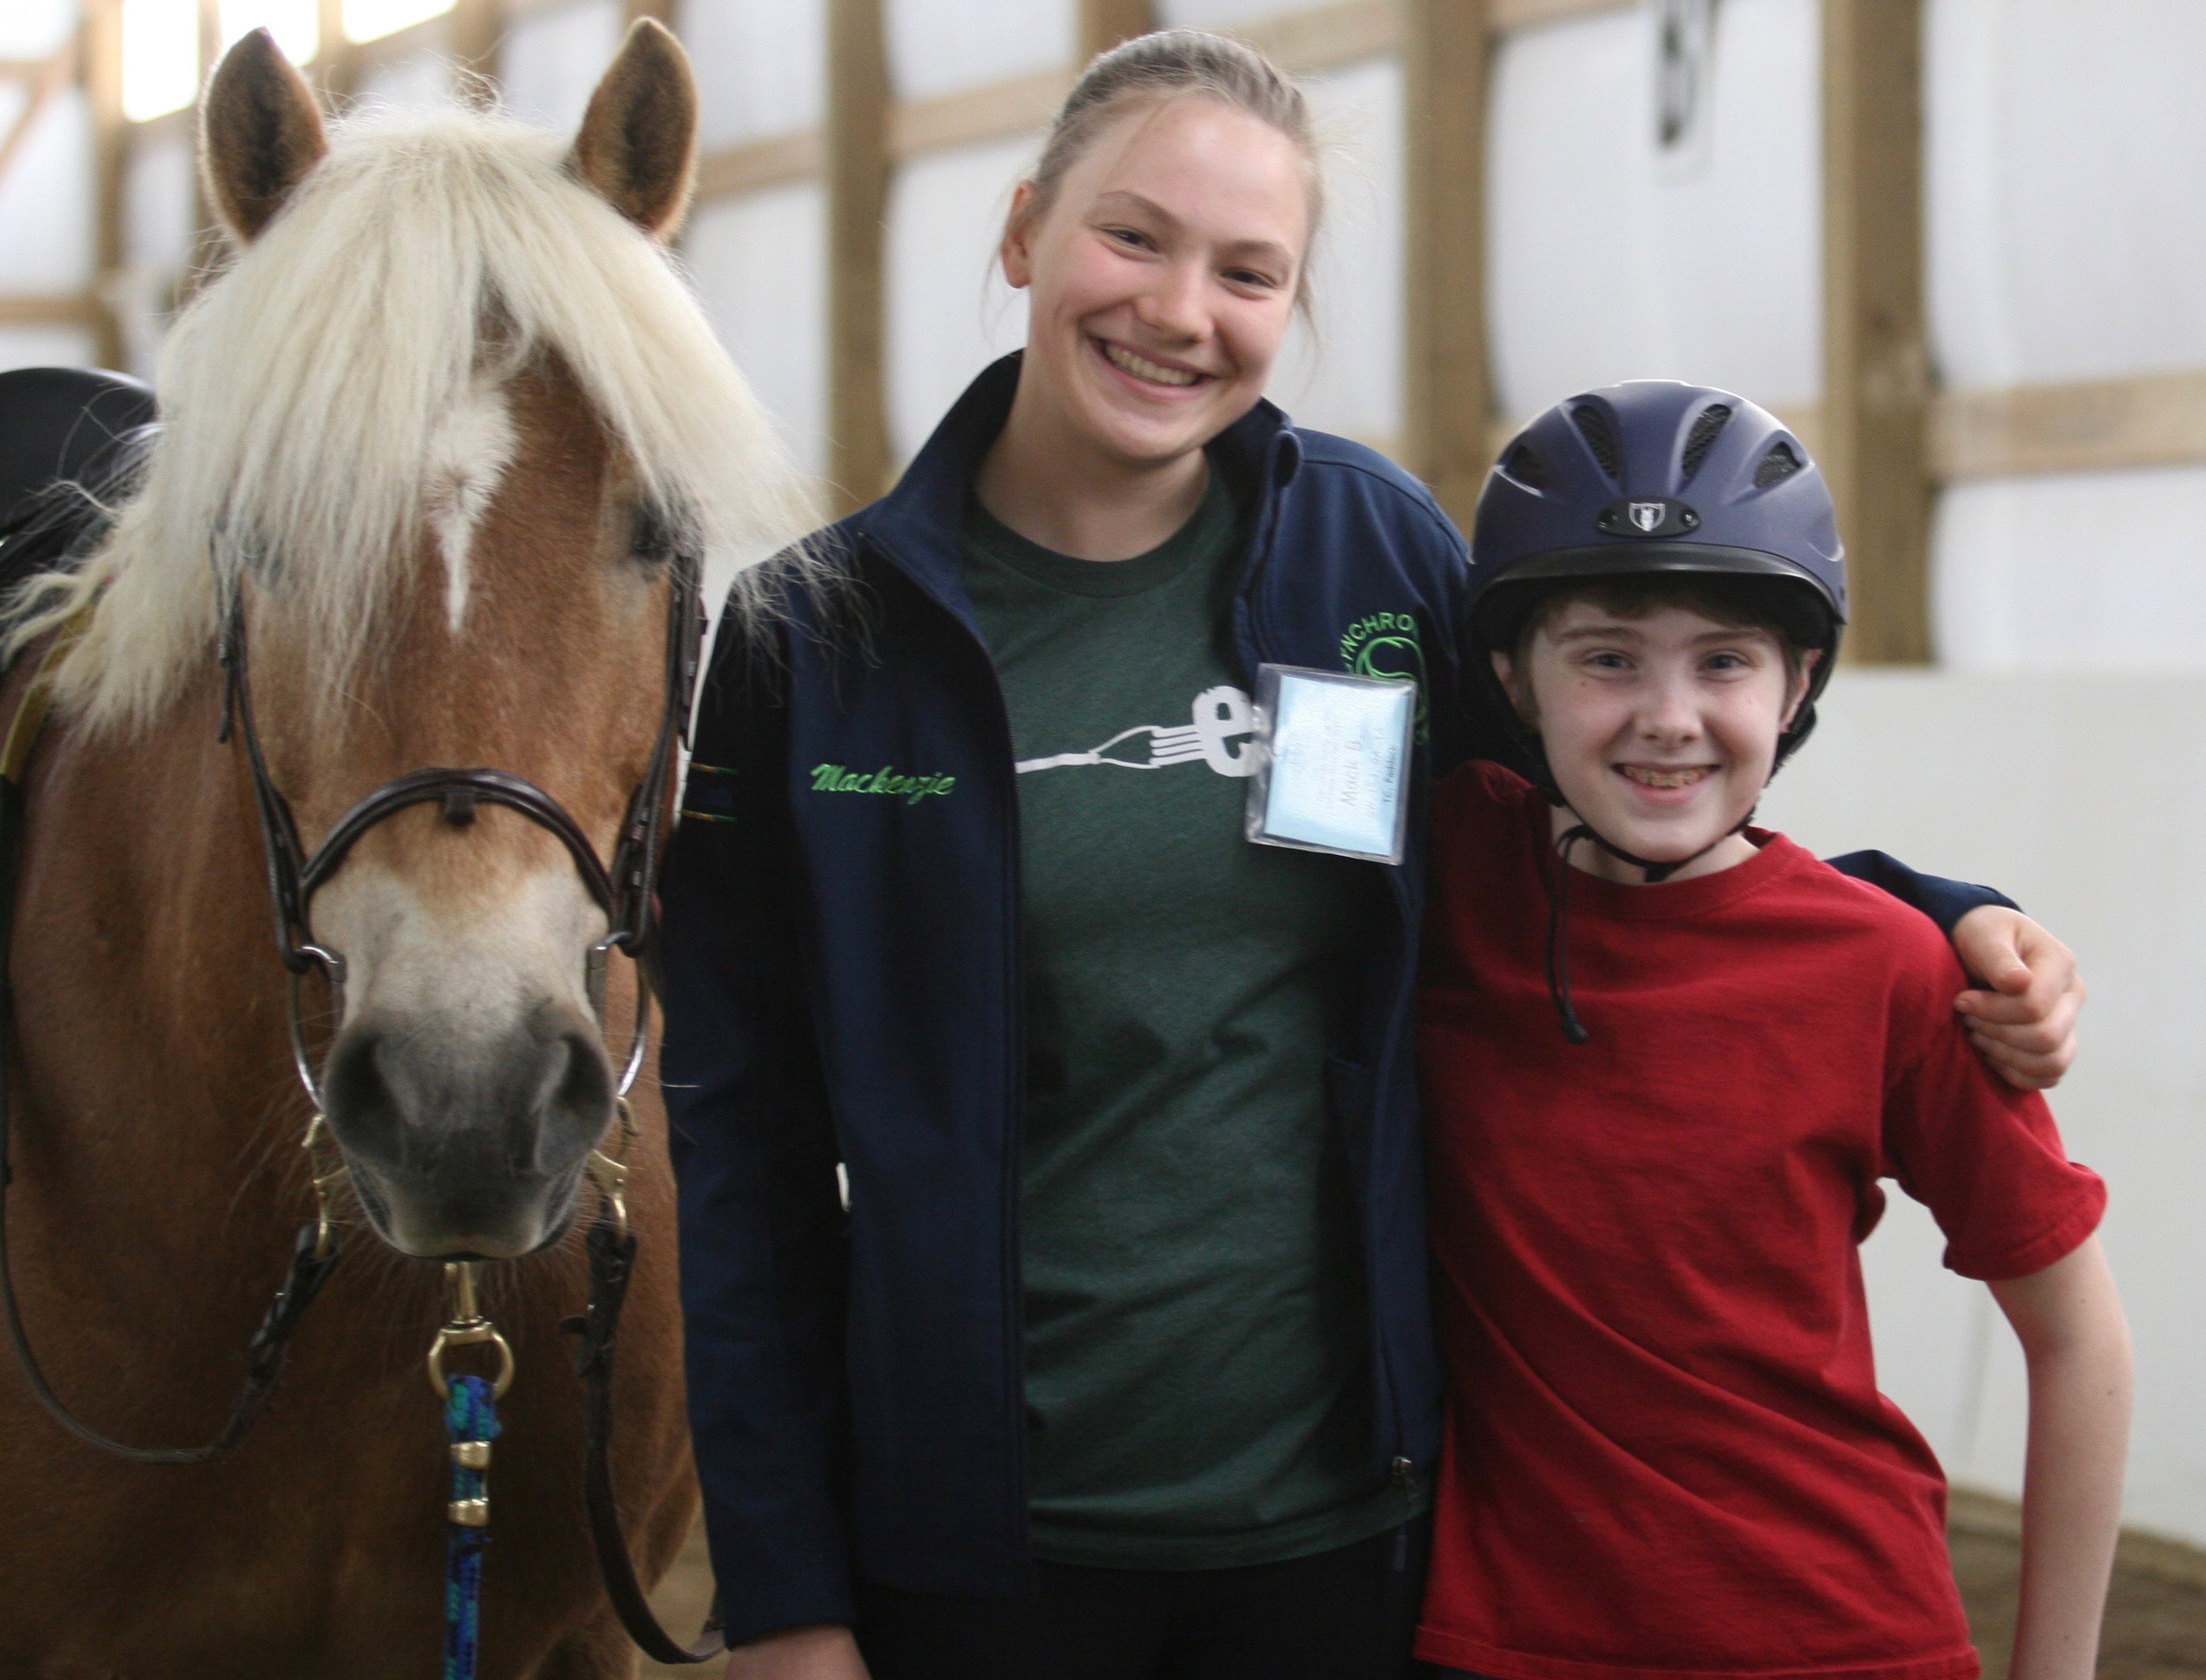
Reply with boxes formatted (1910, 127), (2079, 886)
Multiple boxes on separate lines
(1986, 1236), (2134, 1680)
(1827, 851), (2083, 1091)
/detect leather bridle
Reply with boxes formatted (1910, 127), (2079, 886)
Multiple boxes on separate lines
(218, 539), (703, 1110)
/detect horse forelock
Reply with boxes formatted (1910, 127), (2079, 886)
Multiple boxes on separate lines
(16, 102), (813, 736)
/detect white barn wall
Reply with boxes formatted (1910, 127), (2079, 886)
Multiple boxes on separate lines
(1759, 671), (2206, 1546)
(1272, 55), (1402, 450)
(1486, 0), (1820, 423)
(885, 0), (1072, 103)
(0, 86), (95, 297)
(499, 0), (621, 131)
(884, 131), (1035, 469)
(680, 0), (825, 152)
(1925, 1), (2206, 672)
(686, 184), (829, 481)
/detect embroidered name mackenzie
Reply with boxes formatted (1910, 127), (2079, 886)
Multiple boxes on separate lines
(810, 763), (957, 804)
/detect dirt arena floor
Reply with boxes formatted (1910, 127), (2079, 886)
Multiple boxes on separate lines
(643, 1491), (2206, 1678)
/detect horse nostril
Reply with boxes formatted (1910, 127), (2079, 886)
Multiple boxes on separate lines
(319, 1027), (404, 1167)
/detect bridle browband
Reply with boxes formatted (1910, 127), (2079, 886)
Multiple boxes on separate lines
(0, 529), (728, 1663)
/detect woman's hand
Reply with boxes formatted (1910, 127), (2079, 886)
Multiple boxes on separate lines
(724, 1624), (871, 1679)
(1952, 906), (2086, 1091)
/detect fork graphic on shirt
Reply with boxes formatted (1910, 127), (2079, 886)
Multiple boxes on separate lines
(1016, 684), (1261, 779)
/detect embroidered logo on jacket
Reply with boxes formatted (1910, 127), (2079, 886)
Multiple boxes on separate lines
(810, 763), (957, 804)
(1339, 611), (1429, 740)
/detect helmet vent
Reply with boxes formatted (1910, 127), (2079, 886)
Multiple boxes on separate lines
(1753, 440), (1805, 488)
(1678, 404), (1733, 484)
(1570, 404), (1623, 481)
(1502, 441), (1549, 489)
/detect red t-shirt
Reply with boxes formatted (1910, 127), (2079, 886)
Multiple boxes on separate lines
(1414, 763), (2105, 1680)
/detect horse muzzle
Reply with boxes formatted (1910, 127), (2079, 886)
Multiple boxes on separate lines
(319, 1003), (612, 1258)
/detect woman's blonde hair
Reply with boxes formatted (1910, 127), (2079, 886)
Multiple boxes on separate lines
(1013, 29), (1324, 301)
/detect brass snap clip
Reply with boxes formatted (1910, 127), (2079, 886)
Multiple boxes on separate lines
(426, 1260), (515, 1400)
(584, 1096), (640, 1241)
(300, 1113), (349, 1262)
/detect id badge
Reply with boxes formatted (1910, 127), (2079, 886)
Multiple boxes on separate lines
(1245, 664), (1415, 865)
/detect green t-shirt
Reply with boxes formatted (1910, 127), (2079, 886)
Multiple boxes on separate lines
(961, 468), (1415, 1569)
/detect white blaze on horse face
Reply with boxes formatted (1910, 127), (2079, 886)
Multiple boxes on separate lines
(425, 379), (518, 634)
(311, 858), (614, 1257)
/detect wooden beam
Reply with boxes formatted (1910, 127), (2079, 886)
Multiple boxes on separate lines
(1930, 371), (2206, 482)
(888, 68), (1070, 160)
(1489, 0), (1632, 32)
(84, 0), (126, 369)
(1822, 0), (1931, 665)
(694, 130), (824, 200)
(1227, 0), (1399, 75)
(0, 295), (101, 328)
(1079, 0), (1154, 63)
(341, 9), (457, 79)
(0, 57), (58, 82)
(449, 0), (502, 101)
(1402, 0), (1491, 528)
(825, 0), (890, 513)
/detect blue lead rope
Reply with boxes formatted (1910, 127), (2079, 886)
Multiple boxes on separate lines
(444, 1374), (501, 1680)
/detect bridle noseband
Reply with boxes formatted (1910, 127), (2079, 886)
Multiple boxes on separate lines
(217, 539), (706, 1110)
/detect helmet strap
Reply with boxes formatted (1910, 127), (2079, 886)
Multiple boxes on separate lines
(1542, 806), (1758, 1046)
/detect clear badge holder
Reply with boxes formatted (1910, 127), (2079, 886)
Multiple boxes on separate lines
(1244, 664), (1415, 866)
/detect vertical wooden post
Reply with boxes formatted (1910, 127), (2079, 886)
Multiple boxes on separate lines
(84, 0), (127, 369)
(450, 0), (504, 103)
(312, 0), (356, 103)
(1822, 0), (1932, 664)
(1401, 0), (1492, 531)
(825, 0), (890, 514)
(1079, 0), (1153, 64)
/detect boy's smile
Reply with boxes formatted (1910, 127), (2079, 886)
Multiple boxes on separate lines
(1497, 600), (1814, 886)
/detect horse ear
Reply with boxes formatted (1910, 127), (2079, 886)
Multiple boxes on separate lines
(201, 27), (328, 244)
(570, 19), (698, 239)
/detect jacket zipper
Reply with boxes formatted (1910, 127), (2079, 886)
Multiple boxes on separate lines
(862, 533), (1035, 1573)
(1233, 456), (1418, 1492)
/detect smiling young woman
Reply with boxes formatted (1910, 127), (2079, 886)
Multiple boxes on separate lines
(657, 36), (2090, 1680)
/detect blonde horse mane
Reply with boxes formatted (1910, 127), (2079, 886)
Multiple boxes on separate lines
(11, 101), (813, 736)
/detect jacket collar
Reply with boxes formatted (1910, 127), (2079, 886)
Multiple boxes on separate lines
(851, 351), (1305, 619)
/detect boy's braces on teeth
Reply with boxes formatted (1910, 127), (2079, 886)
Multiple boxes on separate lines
(1620, 765), (1713, 790)
(1102, 341), (1200, 386)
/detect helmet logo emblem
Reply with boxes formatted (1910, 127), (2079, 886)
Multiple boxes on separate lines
(1596, 497), (1700, 538)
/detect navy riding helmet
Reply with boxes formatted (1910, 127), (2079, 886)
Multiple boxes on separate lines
(1467, 379), (1848, 785)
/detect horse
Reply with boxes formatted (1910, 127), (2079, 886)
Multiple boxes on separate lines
(0, 20), (807, 1676)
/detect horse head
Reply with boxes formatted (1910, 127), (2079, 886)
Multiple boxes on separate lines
(24, 25), (807, 1261)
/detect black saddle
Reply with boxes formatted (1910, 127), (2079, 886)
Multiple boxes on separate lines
(0, 366), (160, 610)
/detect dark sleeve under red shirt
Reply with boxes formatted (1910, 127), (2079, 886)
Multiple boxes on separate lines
(1414, 762), (2106, 1680)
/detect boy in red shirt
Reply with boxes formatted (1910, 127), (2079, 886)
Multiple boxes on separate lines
(1416, 382), (2131, 1680)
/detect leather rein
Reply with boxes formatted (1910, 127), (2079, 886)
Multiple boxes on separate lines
(0, 541), (727, 1665)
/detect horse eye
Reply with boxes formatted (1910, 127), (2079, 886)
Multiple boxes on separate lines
(629, 506), (675, 566)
